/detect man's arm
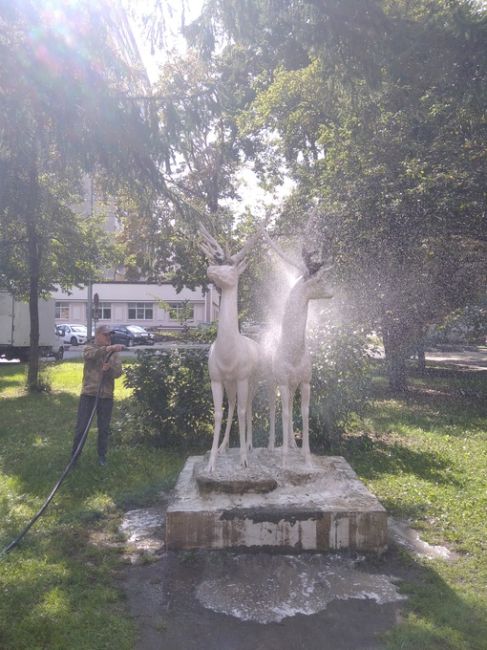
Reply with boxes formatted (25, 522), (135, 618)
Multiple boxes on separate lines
(84, 344), (107, 361)
(102, 345), (124, 377)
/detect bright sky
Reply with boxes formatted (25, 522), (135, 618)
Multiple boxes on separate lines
(128, 0), (203, 84)
(127, 0), (293, 217)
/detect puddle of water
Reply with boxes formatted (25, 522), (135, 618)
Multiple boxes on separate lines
(389, 518), (456, 561)
(119, 507), (165, 555)
(195, 554), (406, 624)
(119, 509), (453, 621)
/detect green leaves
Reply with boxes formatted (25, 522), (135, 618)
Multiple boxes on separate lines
(123, 349), (214, 448)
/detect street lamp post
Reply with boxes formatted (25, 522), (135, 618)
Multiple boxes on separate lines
(87, 281), (93, 341)
(93, 292), (100, 334)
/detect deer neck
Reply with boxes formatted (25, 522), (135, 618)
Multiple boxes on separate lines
(215, 283), (241, 345)
(279, 280), (310, 354)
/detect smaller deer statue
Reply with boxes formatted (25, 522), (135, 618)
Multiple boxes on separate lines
(263, 219), (333, 466)
(198, 225), (262, 472)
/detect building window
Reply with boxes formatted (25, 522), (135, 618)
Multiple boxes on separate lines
(55, 302), (70, 320)
(99, 302), (111, 319)
(128, 302), (153, 320)
(168, 302), (194, 322)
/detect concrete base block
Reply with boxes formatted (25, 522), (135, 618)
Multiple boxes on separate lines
(166, 449), (387, 553)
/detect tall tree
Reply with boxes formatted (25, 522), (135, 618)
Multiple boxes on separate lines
(116, 48), (259, 293)
(187, 0), (487, 390)
(0, 0), (157, 389)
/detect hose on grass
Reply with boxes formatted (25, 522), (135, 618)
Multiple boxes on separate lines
(0, 351), (113, 559)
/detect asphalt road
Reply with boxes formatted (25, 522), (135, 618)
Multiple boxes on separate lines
(60, 341), (210, 361)
(59, 343), (487, 369)
(2, 344), (486, 369)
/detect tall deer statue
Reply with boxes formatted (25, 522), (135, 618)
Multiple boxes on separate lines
(198, 225), (261, 472)
(264, 223), (333, 466)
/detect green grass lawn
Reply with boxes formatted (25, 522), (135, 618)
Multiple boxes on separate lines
(0, 360), (486, 649)
(344, 366), (487, 649)
(0, 360), (184, 650)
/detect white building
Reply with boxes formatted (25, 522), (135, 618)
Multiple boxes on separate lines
(53, 281), (218, 331)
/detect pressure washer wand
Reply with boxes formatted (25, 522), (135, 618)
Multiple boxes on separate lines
(0, 350), (115, 559)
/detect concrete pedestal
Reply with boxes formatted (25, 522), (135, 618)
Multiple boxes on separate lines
(166, 449), (387, 553)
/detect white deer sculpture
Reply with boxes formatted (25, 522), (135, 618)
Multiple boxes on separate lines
(198, 225), (261, 472)
(264, 228), (333, 466)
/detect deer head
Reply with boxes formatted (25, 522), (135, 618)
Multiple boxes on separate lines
(303, 262), (334, 299)
(262, 210), (334, 290)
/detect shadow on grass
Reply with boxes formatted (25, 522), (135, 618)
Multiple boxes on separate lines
(376, 548), (487, 650)
(0, 526), (135, 650)
(340, 435), (461, 489)
(371, 359), (487, 396)
(0, 363), (25, 391)
(0, 376), (23, 392)
(0, 391), (184, 564)
(367, 369), (487, 440)
(0, 392), (80, 490)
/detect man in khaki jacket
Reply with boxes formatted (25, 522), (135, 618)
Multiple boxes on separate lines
(71, 325), (125, 465)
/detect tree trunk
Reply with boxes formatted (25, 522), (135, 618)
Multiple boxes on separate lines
(27, 272), (40, 391)
(416, 340), (426, 374)
(382, 322), (409, 392)
(25, 164), (41, 392)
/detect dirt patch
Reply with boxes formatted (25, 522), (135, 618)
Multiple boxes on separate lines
(119, 548), (412, 650)
(114, 503), (443, 650)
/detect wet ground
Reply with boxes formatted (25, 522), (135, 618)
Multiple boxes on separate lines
(116, 503), (455, 650)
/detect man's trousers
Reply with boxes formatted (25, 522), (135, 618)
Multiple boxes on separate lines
(72, 394), (114, 461)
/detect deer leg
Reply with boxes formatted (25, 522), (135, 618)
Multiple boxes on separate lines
(219, 383), (236, 452)
(246, 380), (257, 452)
(237, 379), (249, 468)
(246, 396), (253, 452)
(267, 381), (276, 450)
(289, 387), (298, 449)
(301, 381), (312, 466)
(280, 384), (291, 467)
(208, 380), (224, 472)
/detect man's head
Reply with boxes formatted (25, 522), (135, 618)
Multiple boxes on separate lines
(95, 324), (113, 345)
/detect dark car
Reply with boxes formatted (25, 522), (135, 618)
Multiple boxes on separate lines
(110, 325), (154, 346)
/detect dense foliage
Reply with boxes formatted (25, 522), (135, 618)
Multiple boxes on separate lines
(122, 349), (214, 448)
(122, 326), (371, 449)
(308, 325), (372, 449)
(0, 0), (157, 389)
(181, 0), (487, 391)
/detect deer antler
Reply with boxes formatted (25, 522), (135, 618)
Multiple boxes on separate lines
(199, 218), (267, 266)
(301, 208), (333, 277)
(261, 228), (307, 275)
(198, 225), (227, 264)
(230, 228), (262, 265)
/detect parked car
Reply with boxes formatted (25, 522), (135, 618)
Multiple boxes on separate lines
(50, 327), (69, 360)
(127, 325), (155, 345)
(110, 325), (154, 346)
(56, 323), (88, 346)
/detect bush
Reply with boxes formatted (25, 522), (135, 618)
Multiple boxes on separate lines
(122, 349), (213, 448)
(308, 324), (372, 449)
(426, 303), (487, 345)
(122, 326), (372, 452)
(185, 322), (218, 343)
